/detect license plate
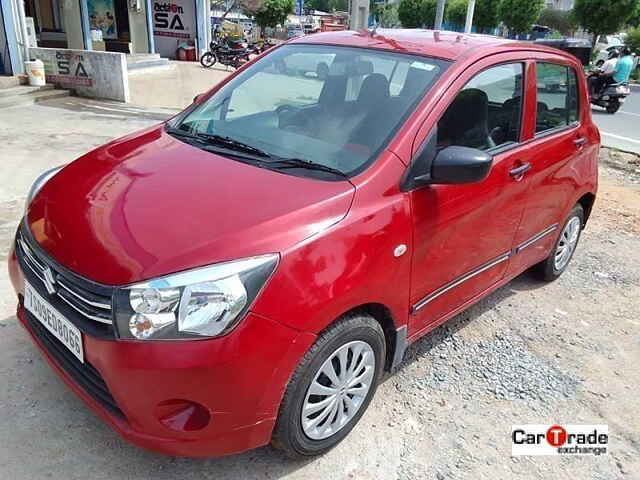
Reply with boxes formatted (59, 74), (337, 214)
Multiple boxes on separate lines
(24, 280), (84, 363)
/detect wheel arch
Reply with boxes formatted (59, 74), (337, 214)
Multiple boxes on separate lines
(324, 303), (405, 372)
(577, 192), (596, 226)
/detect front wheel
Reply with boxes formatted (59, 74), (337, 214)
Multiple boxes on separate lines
(272, 314), (385, 458)
(532, 204), (584, 282)
(200, 52), (217, 68)
(606, 98), (620, 114)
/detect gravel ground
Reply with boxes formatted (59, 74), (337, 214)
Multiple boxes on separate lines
(0, 99), (639, 479)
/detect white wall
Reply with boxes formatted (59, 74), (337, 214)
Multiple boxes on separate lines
(128, 3), (150, 53)
(61, 0), (84, 49)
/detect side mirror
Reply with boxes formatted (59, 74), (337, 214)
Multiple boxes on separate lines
(401, 128), (492, 191)
(430, 146), (493, 184)
(193, 93), (205, 104)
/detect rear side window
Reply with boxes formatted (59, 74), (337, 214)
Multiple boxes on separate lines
(535, 63), (580, 134)
(437, 63), (524, 151)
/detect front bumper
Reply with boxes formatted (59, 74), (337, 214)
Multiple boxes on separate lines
(9, 247), (316, 457)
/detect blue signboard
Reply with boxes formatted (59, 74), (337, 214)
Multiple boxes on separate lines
(296, 0), (304, 16)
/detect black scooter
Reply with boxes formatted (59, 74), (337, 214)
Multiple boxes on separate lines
(588, 72), (631, 114)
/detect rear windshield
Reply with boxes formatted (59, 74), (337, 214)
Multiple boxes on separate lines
(172, 44), (449, 178)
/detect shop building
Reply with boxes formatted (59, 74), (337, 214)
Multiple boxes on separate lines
(1, 0), (210, 76)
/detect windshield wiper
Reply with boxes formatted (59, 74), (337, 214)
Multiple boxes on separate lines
(165, 125), (197, 139)
(266, 157), (349, 179)
(166, 126), (271, 158)
(194, 133), (272, 158)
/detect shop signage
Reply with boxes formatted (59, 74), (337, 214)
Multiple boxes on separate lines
(29, 47), (129, 102)
(153, 0), (196, 58)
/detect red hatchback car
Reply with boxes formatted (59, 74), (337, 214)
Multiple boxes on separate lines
(9, 30), (598, 458)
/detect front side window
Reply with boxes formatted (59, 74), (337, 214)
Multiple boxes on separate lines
(535, 62), (580, 134)
(172, 45), (448, 179)
(437, 63), (524, 151)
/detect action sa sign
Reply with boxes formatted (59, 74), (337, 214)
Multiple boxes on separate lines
(153, 0), (196, 58)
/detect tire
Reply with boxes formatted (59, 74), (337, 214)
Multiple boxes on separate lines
(596, 59), (604, 67)
(272, 314), (386, 458)
(532, 204), (584, 282)
(200, 52), (217, 68)
(606, 98), (620, 114)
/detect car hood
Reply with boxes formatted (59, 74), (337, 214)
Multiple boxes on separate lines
(26, 126), (355, 285)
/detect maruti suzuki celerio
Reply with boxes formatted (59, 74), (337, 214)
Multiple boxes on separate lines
(8, 30), (599, 458)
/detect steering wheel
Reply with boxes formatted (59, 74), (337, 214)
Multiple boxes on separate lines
(276, 104), (299, 116)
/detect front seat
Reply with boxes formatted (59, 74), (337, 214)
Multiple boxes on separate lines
(347, 73), (391, 150)
(439, 88), (496, 150)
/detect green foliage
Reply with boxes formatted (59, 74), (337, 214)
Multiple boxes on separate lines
(446, 0), (467, 26)
(498, 0), (545, 35)
(627, 26), (640, 54)
(328, 0), (348, 11)
(398, 0), (425, 28)
(254, 0), (295, 28)
(373, 3), (400, 27)
(304, 0), (329, 11)
(473, 0), (500, 31)
(304, 0), (345, 11)
(629, 3), (640, 26)
(573, 0), (639, 39)
(421, 0), (439, 27)
(538, 8), (578, 36)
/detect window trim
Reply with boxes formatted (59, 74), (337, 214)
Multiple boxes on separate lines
(533, 61), (582, 139)
(430, 60), (527, 156)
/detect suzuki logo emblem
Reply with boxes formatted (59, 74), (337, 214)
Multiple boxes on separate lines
(43, 267), (56, 295)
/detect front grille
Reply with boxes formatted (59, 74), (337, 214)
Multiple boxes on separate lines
(24, 309), (125, 418)
(16, 231), (112, 323)
(15, 227), (115, 339)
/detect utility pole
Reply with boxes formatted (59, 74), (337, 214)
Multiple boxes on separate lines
(434, 0), (446, 30)
(464, 0), (476, 33)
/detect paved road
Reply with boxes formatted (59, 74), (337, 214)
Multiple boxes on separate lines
(592, 84), (640, 154)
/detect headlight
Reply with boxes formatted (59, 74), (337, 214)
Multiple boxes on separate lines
(25, 165), (65, 211)
(113, 254), (278, 340)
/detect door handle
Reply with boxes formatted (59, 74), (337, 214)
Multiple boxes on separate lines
(509, 163), (531, 178)
(574, 137), (587, 148)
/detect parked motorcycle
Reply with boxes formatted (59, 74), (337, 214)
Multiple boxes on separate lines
(200, 40), (250, 69)
(588, 72), (631, 114)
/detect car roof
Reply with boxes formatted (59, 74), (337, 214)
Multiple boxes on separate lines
(290, 29), (571, 62)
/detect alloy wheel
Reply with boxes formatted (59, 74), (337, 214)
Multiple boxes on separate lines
(301, 340), (375, 440)
(554, 216), (581, 271)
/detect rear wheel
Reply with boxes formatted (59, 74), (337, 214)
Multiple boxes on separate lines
(606, 98), (620, 114)
(533, 204), (584, 282)
(200, 52), (217, 68)
(272, 314), (385, 458)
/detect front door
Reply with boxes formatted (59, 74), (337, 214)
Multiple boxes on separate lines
(407, 57), (534, 336)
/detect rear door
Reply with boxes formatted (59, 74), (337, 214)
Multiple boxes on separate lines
(407, 55), (536, 336)
(506, 56), (589, 276)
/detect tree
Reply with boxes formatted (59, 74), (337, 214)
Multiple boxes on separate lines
(629, 3), (640, 27)
(253, 0), (295, 28)
(573, 0), (639, 43)
(498, 0), (545, 35)
(446, 0), (468, 27)
(398, 0), (424, 28)
(421, 0), (439, 27)
(474, 0), (500, 32)
(538, 8), (577, 36)
(627, 26), (640, 53)
(305, 0), (330, 11)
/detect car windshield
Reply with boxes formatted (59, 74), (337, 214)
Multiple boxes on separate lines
(171, 44), (448, 179)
